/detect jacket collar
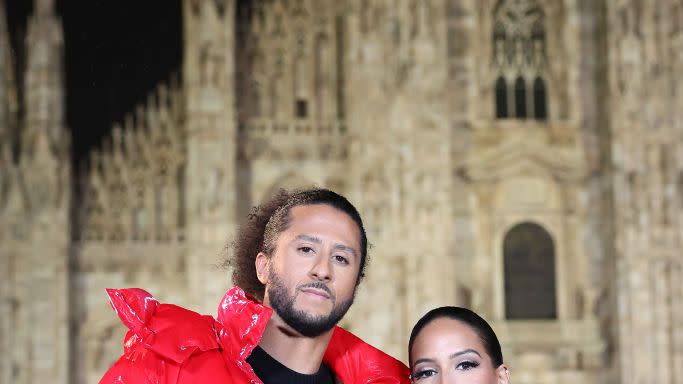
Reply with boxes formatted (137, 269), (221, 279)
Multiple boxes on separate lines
(215, 286), (272, 362)
(215, 286), (410, 384)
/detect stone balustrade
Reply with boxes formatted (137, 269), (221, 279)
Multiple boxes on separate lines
(240, 118), (346, 137)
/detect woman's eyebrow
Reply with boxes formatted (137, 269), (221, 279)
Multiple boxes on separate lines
(449, 349), (482, 359)
(413, 357), (436, 366)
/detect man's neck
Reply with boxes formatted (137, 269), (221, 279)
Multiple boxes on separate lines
(257, 312), (334, 374)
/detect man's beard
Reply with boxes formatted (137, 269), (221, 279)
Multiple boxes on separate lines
(267, 271), (355, 338)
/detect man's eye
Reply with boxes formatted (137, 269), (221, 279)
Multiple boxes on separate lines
(333, 255), (349, 265)
(456, 361), (479, 370)
(411, 369), (437, 381)
(298, 246), (314, 254)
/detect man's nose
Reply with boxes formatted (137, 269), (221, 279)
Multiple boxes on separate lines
(309, 254), (332, 282)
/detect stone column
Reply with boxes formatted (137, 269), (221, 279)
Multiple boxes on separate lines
(344, 0), (454, 361)
(183, 0), (237, 314)
(608, 1), (683, 383)
(344, 0), (405, 358)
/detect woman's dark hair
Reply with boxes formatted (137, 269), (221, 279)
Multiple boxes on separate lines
(408, 306), (504, 367)
(225, 188), (368, 301)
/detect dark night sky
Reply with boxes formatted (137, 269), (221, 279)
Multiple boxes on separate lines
(6, 0), (182, 164)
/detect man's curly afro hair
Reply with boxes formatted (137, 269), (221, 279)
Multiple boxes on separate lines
(226, 188), (369, 301)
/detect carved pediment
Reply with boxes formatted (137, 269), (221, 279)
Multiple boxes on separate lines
(463, 136), (586, 182)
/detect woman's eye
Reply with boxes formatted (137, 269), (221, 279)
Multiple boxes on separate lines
(456, 361), (480, 370)
(333, 255), (349, 265)
(411, 369), (437, 381)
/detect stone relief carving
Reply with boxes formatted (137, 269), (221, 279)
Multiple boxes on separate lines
(199, 39), (226, 88)
(80, 81), (185, 243)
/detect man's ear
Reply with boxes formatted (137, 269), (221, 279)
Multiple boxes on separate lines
(255, 252), (270, 284)
(495, 364), (510, 384)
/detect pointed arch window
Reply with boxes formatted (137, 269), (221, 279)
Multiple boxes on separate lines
(492, 0), (549, 120)
(504, 222), (557, 319)
(514, 77), (527, 118)
(533, 77), (547, 120)
(495, 77), (508, 118)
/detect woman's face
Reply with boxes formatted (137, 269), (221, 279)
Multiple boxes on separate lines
(409, 317), (509, 384)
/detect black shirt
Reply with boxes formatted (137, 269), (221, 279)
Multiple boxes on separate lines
(246, 345), (335, 384)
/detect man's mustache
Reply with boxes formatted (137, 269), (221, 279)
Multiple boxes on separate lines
(297, 281), (335, 300)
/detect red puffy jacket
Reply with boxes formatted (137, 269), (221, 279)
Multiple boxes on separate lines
(99, 286), (410, 384)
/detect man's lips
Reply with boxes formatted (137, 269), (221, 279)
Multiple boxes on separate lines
(299, 287), (331, 299)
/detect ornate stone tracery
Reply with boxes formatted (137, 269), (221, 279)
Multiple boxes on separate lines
(240, 0), (342, 128)
(492, 0), (548, 120)
(79, 79), (185, 245)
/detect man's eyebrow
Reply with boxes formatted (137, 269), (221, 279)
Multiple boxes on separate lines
(295, 235), (358, 257)
(296, 234), (322, 243)
(333, 244), (357, 257)
(449, 349), (482, 359)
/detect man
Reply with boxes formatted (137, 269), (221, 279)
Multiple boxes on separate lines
(100, 188), (409, 384)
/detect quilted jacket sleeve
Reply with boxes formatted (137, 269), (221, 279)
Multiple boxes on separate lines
(98, 288), (224, 384)
(99, 348), (170, 384)
(98, 288), (168, 384)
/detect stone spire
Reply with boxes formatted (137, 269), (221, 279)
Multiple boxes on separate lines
(9, 1), (71, 383)
(21, 0), (69, 211)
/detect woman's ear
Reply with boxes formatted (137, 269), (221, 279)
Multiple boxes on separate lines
(255, 252), (270, 284)
(495, 364), (510, 384)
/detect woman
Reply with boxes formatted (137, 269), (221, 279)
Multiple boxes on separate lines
(408, 307), (510, 384)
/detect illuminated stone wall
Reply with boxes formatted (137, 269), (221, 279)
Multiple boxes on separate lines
(1, 1), (681, 383)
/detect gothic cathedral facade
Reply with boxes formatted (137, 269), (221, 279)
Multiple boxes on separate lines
(1, 1), (682, 384)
